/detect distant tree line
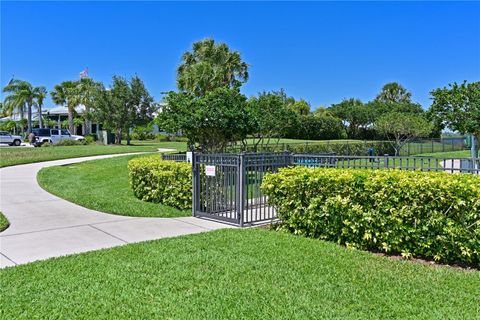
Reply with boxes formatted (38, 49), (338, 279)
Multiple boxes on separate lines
(2, 37), (478, 155)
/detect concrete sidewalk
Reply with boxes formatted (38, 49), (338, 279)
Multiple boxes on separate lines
(0, 153), (230, 268)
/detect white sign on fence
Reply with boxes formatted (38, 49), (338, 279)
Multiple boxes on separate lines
(205, 165), (216, 177)
(186, 152), (193, 163)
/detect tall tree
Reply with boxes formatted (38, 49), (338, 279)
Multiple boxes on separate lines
(77, 78), (102, 135)
(3, 80), (43, 134)
(177, 38), (249, 96)
(375, 82), (412, 103)
(429, 81), (480, 157)
(51, 81), (79, 133)
(290, 99), (311, 115)
(34, 86), (47, 128)
(376, 112), (432, 156)
(329, 98), (372, 139)
(94, 76), (155, 144)
(247, 91), (299, 149)
(159, 87), (250, 152)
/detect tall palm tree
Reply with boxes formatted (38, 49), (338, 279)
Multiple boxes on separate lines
(3, 80), (38, 134)
(177, 38), (249, 96)
(51, 81), (79, 134)
(77, 78), (101, 135)
(34, 86), (47, 128)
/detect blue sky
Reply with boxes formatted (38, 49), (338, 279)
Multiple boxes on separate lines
(1, 1), (479, 110)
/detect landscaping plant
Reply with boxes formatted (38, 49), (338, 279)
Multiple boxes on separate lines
(128, 155), (192, 210)
(262, 167), (480, 266)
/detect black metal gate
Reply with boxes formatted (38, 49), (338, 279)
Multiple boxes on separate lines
(192, 153), (291, 226)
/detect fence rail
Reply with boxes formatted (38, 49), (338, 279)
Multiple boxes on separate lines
(161, 153), (187, 162)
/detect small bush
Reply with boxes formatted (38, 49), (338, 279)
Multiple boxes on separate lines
(128, 156), (191, 210)
(155, 134), (170, 142)
(54, 139), (87, 146)
(262, 167), (480, 266)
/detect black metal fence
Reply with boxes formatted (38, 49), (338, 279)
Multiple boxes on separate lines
(185, 152), (480, 226)
(161, 153), (187, 162)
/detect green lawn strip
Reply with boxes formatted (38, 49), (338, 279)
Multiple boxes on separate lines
(1, 229), (478, 319)
(0, 140), (187, 168)
(0, 211), (9, 232)
(417, 150), (472, 158)
(37, 154), (189, 218)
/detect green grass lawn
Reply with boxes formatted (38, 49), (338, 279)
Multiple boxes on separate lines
(0, 140), (187, 167)
(418, 150), (472, 158)
(37, 154), (189, 218)
(0, 211), (9, 232)
(1, 229), (478, 319)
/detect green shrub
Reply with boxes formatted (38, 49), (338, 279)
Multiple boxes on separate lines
(128, 156), (192, 210)
(262, 167), (480, 266)
(54, 139), (87, 146)
(155, 134), (170, 142)
(286, 141), (395, 156)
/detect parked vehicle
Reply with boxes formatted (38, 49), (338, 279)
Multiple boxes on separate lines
(32, 128), (85, 146)
(0, 131), (23, 146)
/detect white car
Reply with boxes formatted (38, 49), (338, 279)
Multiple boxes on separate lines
(32, 128), (85, 145)
(0, 131), (23, 146)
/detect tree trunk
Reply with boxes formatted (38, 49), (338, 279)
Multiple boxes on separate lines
(27, 103), (33, 134)
(85, 105), (91, 135)
(38, 105), (43, 128)
(126, 129), (131, 145)
(68, 106), (74, 134)
(115, 128), (122, 144)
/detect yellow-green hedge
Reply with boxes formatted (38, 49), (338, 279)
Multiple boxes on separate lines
(262, 167), (480, 266)
(128, 156), (191, 210)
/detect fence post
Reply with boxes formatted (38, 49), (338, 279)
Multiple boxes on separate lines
(384, 154), (389, 168)
(191, 152), (197, 217)
(237, 153), (245, 227)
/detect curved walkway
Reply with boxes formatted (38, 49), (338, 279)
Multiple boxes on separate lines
(0, 153), (231, 268)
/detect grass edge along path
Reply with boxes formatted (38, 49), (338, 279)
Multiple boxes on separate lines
(0, 211), (9, 232)
(1, 229), (479, 319)
(37, 154), (189, 218)
(0, 140), (187, 168)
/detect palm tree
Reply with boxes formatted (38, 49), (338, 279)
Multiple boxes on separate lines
(34, 86), (47, 128)
(51, 81), (79, 134)
(177, 38), (249, 96)
(3, 80), (39, 134)
(77, 78), (101, 135)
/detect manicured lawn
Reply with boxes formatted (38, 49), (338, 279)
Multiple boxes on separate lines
(418, 150), (472, 158)
(1, 229), (478, 319)
(37, 154), (189, 218)
(0, 140), (187, 167)
(0, 211), (9, 232)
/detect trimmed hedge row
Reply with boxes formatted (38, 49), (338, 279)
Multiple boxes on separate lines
(227, 141), (395, 156)
(128, 156), (191, 210)
(262, 167), (480, 266)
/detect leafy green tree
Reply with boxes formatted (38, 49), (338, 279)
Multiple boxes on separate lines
(94, 76), (155, 144)
(376, 112), (432, 156)
(159, 87), (250, 152)
(247, 91), (299, 149)
(51, 81), (79, 133)
(329, 98), (372, 139)
(77, 78), (102, 135)
(177, 38), (249, 96)
(290, 99), (310, 115)
(429, 81), (480, 157)
(375, 82), (412, 103)
(299, 113), (347, 140)
(3, 80), (45, 134)
(34, 86), (47, 128)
